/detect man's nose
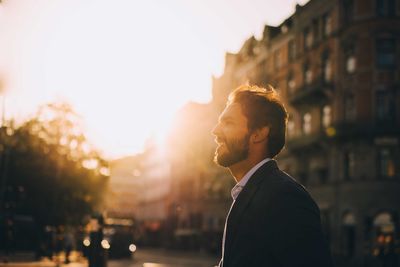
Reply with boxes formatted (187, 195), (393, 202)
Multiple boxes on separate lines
(212, 123), (220, 136)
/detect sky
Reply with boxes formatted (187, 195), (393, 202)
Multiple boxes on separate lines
(0, 0), (309, 159)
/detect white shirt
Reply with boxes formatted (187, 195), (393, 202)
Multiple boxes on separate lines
(230, 157), (272, 200)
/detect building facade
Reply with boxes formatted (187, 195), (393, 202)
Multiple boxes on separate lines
(168, 0), (400, 259)
(108, 140), (171, 246)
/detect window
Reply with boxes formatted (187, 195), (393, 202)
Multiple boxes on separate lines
(287, 71), (296, 94)
(323, 57), (332, 82)
(376, 90), (396, 123)
(274, 50), (282, 70)
(302, 112), (312, 134)
(288, 40), (296, 62)
(346, 55), (356, 73)
(312, 19), (319, 42)
(344, 94), (356, 121)
(304, 63), (313, 85)
(376, 38), (396, 68)
(323, 13), (332, 37)
(376, 0), (396, 16)
(343, 0), (354, 24)
(304, 27), (313, 49)
(342, 211), (356, 257)
(378, 148), (396, 178)
(373, 212), (395, 235)
(345, 46), (356, 73)
(287, 119), (295, 138)
(344, 151), (355, 180)
(322, 105), (332, 128)
(322, 50), (332, 82)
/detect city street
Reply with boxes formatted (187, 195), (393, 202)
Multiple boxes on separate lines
(109, 248), (219, 267)
(0, 248), (219, 267)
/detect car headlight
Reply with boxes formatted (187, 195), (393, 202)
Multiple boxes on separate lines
(129, 244), (137, 252)
(83, 238), (91, 247)
(101, 239), (110, 249)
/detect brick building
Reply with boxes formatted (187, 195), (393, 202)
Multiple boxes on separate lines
(168, 0), (400, 259)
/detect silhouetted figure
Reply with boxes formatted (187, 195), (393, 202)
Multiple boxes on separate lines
(3, 218), (15, 262)
(212, 85), (333, 267)
(64, 229), (74, 264)
(88, 215), (107, 267)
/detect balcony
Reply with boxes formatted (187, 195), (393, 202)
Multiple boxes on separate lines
(288, 77), (333, 107)
(286, 130), (329, 152)
(288, 122), (400, 150)
(332, 122), (400, 141)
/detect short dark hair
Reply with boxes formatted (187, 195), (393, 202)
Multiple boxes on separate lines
(228, 84), (288, 158)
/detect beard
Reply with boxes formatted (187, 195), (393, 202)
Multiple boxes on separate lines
(214, 133), (250, 167)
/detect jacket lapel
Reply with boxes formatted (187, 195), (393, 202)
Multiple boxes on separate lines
(225, 159), (278, 258)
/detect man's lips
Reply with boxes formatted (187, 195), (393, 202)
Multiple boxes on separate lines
(215, 138), (225, 145)
(216, 141), (226, 151)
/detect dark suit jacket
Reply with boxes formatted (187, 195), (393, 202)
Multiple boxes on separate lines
(220, 160), (333, 267)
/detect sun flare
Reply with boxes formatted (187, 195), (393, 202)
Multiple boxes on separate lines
(0, 0), (308, 158)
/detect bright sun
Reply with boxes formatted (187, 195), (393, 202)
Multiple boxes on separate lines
(0, 0), (308, 159)
(0, 0), (214, 159)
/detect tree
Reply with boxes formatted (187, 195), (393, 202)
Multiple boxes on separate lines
(1, 102), (109, 229)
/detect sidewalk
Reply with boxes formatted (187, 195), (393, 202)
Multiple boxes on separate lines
(0, 251), (87, 267)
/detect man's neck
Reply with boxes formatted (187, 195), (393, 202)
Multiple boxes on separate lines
(229, 156), (264, 183)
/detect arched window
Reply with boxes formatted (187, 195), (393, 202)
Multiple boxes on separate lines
(373, 212), (395, 234)
(371, 211), (396, 257)
(342, 211), (356, 257)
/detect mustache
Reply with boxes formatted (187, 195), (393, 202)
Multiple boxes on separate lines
(215, 137), (226, 144)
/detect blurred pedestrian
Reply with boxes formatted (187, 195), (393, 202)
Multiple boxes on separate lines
(64, 228), (75, 264)
(212, 85), (333, 267)
(3, 218), (15, 263)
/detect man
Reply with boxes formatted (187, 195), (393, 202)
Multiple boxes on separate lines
(212, 85), (333, 267)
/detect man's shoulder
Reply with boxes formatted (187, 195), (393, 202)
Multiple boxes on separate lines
(258, 165), (305, 191)
(259, 166), (317, 207)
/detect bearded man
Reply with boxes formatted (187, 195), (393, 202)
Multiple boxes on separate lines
(212, 85), (333, 267)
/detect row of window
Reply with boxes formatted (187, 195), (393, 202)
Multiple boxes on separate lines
(296, 0), (396, 59)
(344, 38), (397, 74)
(271, 0), (397, 73)
(294, 147), (397, 186)
(287, 105), (332, 138)
(344, 147), (397, 180)
(340, 211), (397, 257)
(343, 0), (396, 24)
(287, 89), (396, 137)
(286, 56), (332, 93)
(345, 90), (396, 123)
(274, 13), (332, 70)
(303, 12), (332, 51)
(284, 38), (396, 94)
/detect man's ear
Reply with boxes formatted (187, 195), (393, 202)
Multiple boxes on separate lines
(251, 126), (270, 143)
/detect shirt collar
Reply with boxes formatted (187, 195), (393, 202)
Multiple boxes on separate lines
(231, 158), (272, 200)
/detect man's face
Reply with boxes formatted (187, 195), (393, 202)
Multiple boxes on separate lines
(212, 103), (250, 167)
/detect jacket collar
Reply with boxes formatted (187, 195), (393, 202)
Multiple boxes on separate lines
(224, 159), (279, 256)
